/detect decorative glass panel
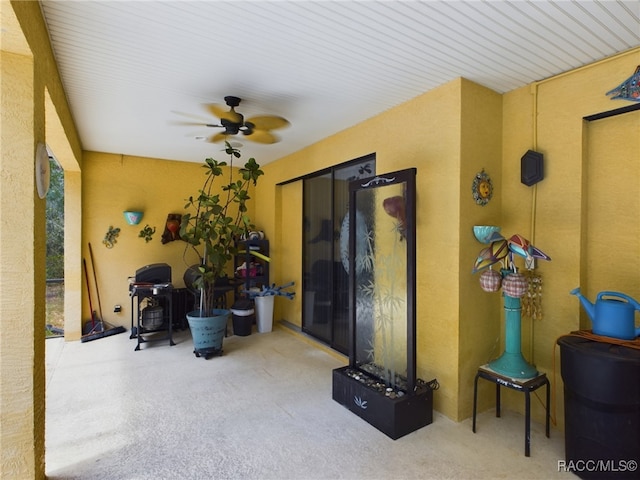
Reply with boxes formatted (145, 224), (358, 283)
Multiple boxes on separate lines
(349, 168), (416, 392)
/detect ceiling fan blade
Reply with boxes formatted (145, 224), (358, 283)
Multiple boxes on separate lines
(245, 115), (290, 131)
(205, 103), (243, 124)
(169, 120), (221, 128)
(171, 110), (212, 122)
(244, 130), (280, 144)
(206, 132), (230, 143)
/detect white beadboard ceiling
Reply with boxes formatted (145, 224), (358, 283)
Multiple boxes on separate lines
(38, 0), (640, 165)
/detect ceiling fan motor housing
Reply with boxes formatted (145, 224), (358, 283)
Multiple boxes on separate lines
(224, 96), (242, 107)
(221, 116), (243, 134)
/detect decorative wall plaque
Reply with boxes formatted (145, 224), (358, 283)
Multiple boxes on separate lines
(472, 169), (493, 206)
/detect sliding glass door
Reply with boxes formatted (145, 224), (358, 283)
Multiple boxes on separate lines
(302, 155), (375, 353)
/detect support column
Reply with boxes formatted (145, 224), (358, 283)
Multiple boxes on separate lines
(0, 48), (46, 478)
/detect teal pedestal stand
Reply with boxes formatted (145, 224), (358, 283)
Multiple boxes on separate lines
(489, 294), (538, 379)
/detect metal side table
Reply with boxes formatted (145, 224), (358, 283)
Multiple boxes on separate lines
(472, 365), (550, 457)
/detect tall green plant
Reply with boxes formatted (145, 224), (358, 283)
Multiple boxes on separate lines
(46, 158), (65, 279)
(180, 142), (263, 315)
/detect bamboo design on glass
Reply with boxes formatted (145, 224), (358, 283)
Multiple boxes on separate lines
(355, 185), (408, 389)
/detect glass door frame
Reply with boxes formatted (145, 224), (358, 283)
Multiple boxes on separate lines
(300, 154), (376, 353)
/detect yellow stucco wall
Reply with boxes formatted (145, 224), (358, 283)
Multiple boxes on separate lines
(273, 180), (303, 327)
(0, 47), (44, 480)
(458, 81), (503, 420)
(584, 114), (639, 301)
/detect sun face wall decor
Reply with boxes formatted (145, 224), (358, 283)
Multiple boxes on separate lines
(472, 169), (493, 206)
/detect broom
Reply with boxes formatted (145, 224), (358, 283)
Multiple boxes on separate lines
(81, 244), (125, 342)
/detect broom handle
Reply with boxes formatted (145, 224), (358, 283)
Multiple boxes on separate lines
(83, 258), (96, 327)
(88, 243), (103, 321)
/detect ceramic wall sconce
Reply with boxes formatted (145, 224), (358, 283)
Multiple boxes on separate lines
(123, 211), (143, 225)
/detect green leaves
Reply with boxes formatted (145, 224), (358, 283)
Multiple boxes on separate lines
(240, 157), (264, 185)
(225, 143), (242, 158)
(179, 141), (263, 313)
(203, 157), (226, 177)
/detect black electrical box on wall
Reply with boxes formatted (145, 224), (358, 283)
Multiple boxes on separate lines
(521, 150), (544, 186)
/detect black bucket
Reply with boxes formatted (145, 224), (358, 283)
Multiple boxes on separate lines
(231, 300), (254, 337)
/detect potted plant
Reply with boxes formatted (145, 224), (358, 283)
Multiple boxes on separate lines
(180, 142), (263, 358)
(243, 282), (296, 333)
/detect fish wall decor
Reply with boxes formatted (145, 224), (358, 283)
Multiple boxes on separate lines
(606, 66), (640, 102)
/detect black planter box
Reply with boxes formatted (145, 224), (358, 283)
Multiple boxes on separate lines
(332, 366), (434, 440)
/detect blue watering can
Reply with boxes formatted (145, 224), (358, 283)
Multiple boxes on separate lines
(570, 288), (640, 340)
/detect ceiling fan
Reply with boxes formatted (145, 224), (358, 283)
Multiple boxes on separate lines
(175, 96), (289, 144)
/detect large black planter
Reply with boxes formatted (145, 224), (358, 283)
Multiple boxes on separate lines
(332, 366), (435, 440)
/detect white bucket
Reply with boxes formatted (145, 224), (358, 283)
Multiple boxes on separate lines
(254, 295), (275, 333)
